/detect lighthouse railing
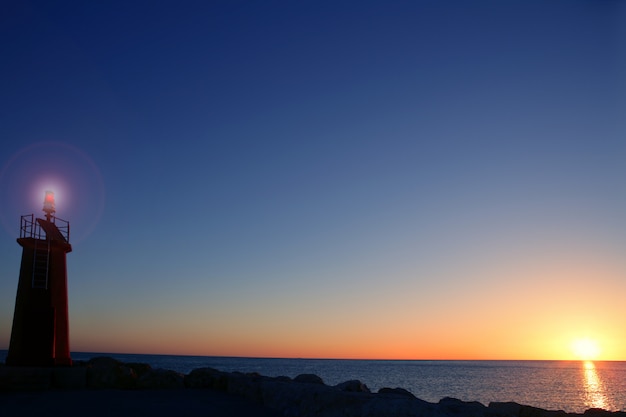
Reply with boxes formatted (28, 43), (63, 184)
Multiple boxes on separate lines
(52, 216), (70, 243)
(20, 214), (42, 239)
(20, 214), (70, 243)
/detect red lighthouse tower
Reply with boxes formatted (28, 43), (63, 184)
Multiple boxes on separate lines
(6, 191), (73, 367)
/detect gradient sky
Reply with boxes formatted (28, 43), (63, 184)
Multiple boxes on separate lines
(1, 1), (625, 360)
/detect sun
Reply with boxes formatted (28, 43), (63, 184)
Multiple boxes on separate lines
(571, 338), (601, 361)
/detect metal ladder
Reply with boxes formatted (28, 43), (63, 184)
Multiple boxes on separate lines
(32, 239), (50, 289)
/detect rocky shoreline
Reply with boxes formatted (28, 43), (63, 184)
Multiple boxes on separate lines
(1, 357), (625, 417)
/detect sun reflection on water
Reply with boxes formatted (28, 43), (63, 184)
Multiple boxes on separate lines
(581, 361), (612, 411)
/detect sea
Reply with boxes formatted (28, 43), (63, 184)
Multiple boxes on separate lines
(1, 351), (625, 413)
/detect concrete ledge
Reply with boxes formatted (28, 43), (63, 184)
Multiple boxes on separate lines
(53, 367), (87, 389)
(0, 367), (53, 391)
(0, 367), (87, 391)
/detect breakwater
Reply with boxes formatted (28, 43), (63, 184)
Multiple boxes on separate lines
(1, 357), (625, 417)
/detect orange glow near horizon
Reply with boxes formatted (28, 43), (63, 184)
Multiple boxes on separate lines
(10, 237), (623, 361)
(63, 310), (626, 360)
(60, 298), (626, 360)
(60, 269), (626, 361)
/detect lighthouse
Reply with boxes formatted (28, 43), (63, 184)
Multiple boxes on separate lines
(6, 191), (73, 367)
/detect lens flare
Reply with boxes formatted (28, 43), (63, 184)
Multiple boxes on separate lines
(0, 141), (105, 243)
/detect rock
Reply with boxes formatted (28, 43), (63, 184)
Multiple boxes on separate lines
(490, 403), (572, 417)
(86, 356), (138, 389)
(184, 367), (228, 390)
(261, 376), (369, 417)
(258, 377), (301, 413)
(226, 372), (265, 403)
(438, 397), (487, 417)
(87, 356), (122, 368)
(258, 374), (440, 417)
(363, 394), (438, 417)
(521, 405), (572, 417)
(377, 387), (416, 398)
(582, 409), (623, 417)
(294, 373), (325, 385)
(489, 401), (524, 417)
(301, 389), (371, 417)
(335, 379), (371, 393)
(137, 368), (184, 389)
(126, 362), (153, 378)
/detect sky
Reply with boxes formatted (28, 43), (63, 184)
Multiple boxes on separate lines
(1, 0), (625, 360)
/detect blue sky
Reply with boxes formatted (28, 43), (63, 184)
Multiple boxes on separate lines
(1, 1), (626, 359)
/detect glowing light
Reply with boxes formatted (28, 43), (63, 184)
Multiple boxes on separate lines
(43, 190), (56, 216)
(33, 178), (66, 215)
(571, 338), (601, 361)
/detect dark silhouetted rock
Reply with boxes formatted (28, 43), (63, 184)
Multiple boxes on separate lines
(86, 356), (137, 389)
(260, 376), (370, 417)
(378, 387), (416, 398)
(521, 404), (571, 417)
(583, 409), (625, 417)
(126, 362), (153, 378)
(137, 368), (184, 389)
(87, 356), (121, 368)
(293, 373), (325, 384)
(335, 379), (371, 393)
(438, 397), (486, 416)
(490, 402), (574, 417)
(489, 401), (524, 417)
(226, 372), (266, 403)
(184, 367), (228, 390)
(361, 393), (438, 417)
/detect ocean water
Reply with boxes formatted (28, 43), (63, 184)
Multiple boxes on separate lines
(2, 351), (625, 413)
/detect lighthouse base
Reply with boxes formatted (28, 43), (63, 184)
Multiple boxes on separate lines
(7, 233), (72, 367)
